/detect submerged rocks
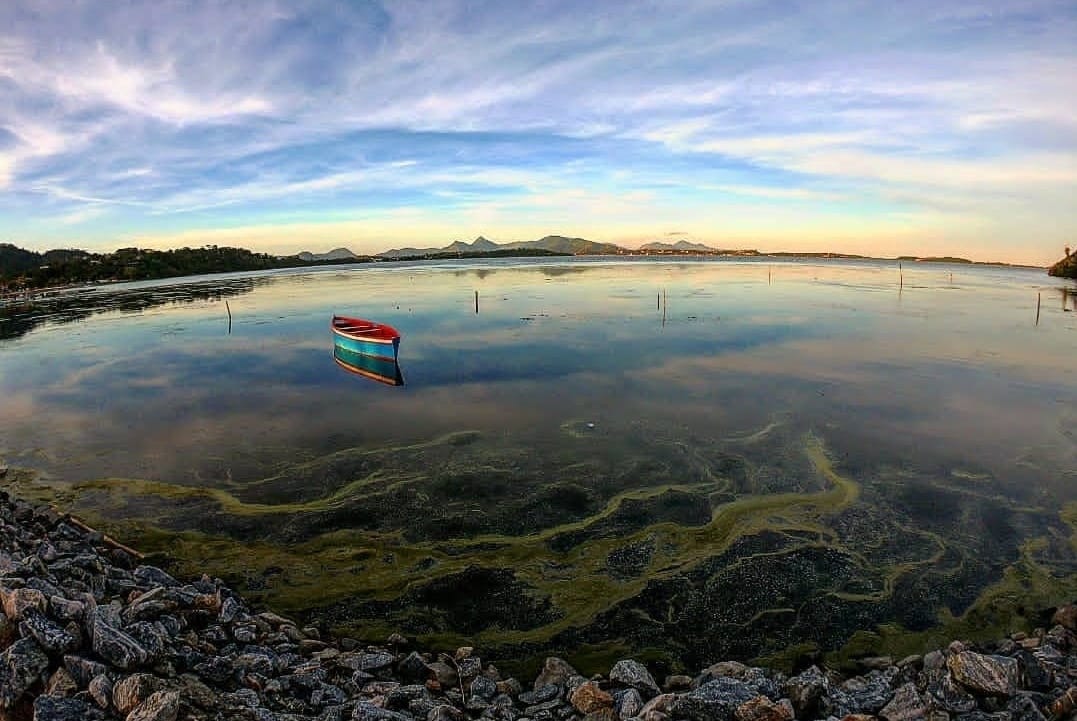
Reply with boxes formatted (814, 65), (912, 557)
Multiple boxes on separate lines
(0, 490), (1076, 721)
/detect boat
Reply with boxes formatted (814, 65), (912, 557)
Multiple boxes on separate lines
(330, 315), (401, 361)
(333, 344), (404, 386)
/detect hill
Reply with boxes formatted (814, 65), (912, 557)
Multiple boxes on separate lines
(296, 247), (360, 262)
(380, 235), (624, 258)
(640, 239), (718, 252)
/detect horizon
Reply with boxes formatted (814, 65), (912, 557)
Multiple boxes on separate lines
(2, 2), (1076, 266)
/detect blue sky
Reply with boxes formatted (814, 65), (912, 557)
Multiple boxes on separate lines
(1, 0), (1075, 264)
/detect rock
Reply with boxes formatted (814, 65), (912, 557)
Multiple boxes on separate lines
(827, 671), (895, 717)
(429, 661), (459, 689)
(358, 651), (396, 672)
(127, 690), (181, 721)
(353, 701), (413, 721)
(609, 660), (660, 700)
(1007, 695), (1046, 721)
(571, 681), (614, 714)
(44, 667), (78, 697)
(925, 670), (977, 714)
(665, 675), (693, 692)
(0, 637), (50, 709)
(784, 666), (830, 719)
(91, 611), (149, 669)
(534, 657), (578, 691)
(861, 657), (894, 671)
(20, 608), (79, 653)
(734, 696), (794, 721)
(1053, 605), (1077, 632)
(674, 678), (758, 721)
(88, 674), (113, 710)
(947, 651), (1019, 697)
(520, 684), (561, 705)
(614, 687), (643, 719)
(879, 683), (926, 721)
(62, 655), (109, 687)
(32, 694), (106, 720)
(924, 651), (946, 671)
(471, 675), (498, 701)
(1, 586), (47, 620)
(113, 673), (161, 716)
(400, 651), (434, 683)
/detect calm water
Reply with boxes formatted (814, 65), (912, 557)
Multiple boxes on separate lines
(1, 257), (1076, 667)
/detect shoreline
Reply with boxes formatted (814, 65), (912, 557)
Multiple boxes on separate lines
(1, 489), (1075, 721)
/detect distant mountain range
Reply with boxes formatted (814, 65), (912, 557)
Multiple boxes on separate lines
(296, 248), (361, 262)
(639, 240), (719, 252)
(377, 235), (624, 258)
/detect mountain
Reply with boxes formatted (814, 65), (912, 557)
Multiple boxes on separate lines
(639, 240), (718, 252)
(380, 235), (624, 258)
(296, 247), (359, 262)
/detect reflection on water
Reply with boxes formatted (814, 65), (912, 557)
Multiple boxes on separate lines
(1, 257), (1075, 668)
(333, 344), (405, 386)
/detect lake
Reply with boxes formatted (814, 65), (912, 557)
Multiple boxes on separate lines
(1, 256), (1075, 673)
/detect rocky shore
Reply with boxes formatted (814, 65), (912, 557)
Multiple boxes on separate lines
(1, 490), (1076, 721)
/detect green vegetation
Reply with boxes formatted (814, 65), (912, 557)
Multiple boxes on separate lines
(7, 415), (1070, 673)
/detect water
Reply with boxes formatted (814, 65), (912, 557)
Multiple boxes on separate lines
(1, 257), (1075, 670)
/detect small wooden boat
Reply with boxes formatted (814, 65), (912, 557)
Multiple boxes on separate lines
(331, 315), (400, 361)
(333, 344), (404, 386)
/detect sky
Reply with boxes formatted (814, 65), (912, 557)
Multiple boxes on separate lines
(1, 1), (1075, 265)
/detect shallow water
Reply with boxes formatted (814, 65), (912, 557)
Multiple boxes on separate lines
(2, 257), (1075, 669)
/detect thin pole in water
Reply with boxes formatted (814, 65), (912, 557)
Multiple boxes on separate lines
(1036, 292), (1041, 325)
(768, 267), (772, 285)
(474, 290), (479, 314)
(662, 289), (667, 327)
(657, 292), (660, 310)
(225, 300), (232, 335)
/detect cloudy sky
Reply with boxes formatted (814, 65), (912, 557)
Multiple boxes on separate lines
(1, 1), (1075, 263)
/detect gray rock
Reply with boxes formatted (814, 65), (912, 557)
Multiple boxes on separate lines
(91, 611), (149, 669)
(879, 683), (926, 721)
(358, 651), (396, 671)
(783, 665), (829, 718)
(353, 701), (413, 721)
(520, 684), (562, 705)
(0, 637), (50, 709)
(948, 652), (1019, 697)
(133, 565), (179, 588)
(472, 675), (499, 700)
(610, 660), (660, 700)
(88, 674), (113, 710)
(826, 671), (895, 716)
(20, 608), (79, 653)
(32, 694), (107, 720)
(1008, 695), (1047, 721)
(674, 678), (758, 721)
(62, 654), (110, 687)
(534, 657), (578, 691)
(926, 670), (978, 714)
(127, 690), (181, 721)
(614, 687), (644, 719)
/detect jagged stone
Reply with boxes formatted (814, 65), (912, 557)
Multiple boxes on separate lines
(32, 694), (107, 720)
(614, 687), (644, 719)
(127, 690), (181, 721)
(20, 608), (79, 654)
(353, 701), (413, 721)
(827, 671), (895, 717)
(88, 674), (113, 710)
(926, 670), (978, 714)
(571, 681), (614, 714)
(0, 637), (50, 709)
(62, 654), (109, 687)
(879, 683), (926, 721)
(734, 695), (793, 721)
(947, 652), (1019, 697)
(674, 678), (758, 721)
(1, 586), (47, 620)
(784, 666), (829, 718)
(113, 673), (161, 716)
(472, 675), (499, 701)
(91, 610), (149, 669)
(610, 660), (660, 700)
(534, 657), (578, 691)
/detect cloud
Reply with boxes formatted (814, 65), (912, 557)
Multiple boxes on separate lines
(0, 0), (1075, 264)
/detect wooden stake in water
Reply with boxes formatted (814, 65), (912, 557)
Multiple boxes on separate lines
(1036, 292), (1041, 325)
(768, 267), (772, 285)
(225, 300), (232, 335)
(474, 290), (479, 314)
(657, 292), (661, 310)
(662, 290), (667, 327)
